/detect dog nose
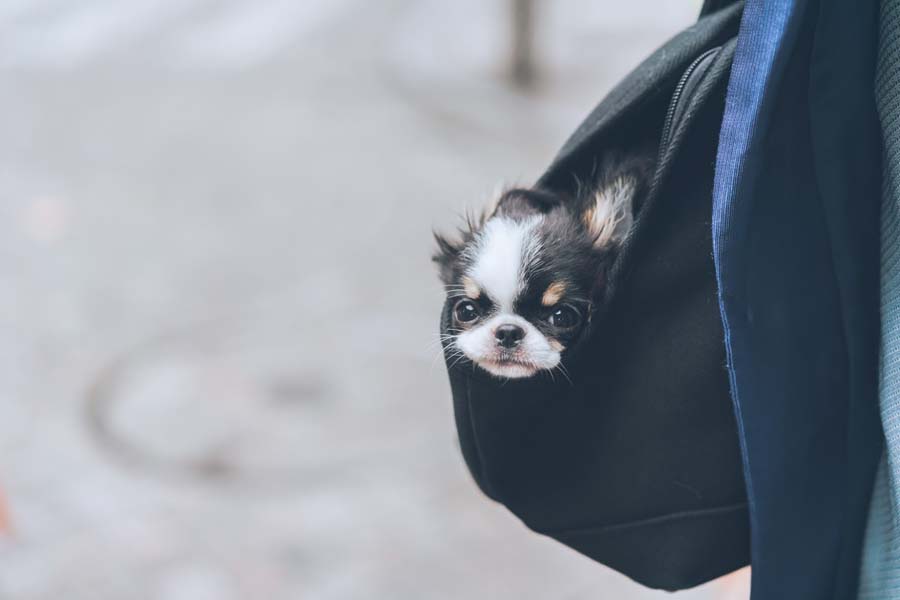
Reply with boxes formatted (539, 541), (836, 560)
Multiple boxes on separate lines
(495, 324), (525, 348)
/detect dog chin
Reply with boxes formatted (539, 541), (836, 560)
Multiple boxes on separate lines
(475, 358), (541, 379)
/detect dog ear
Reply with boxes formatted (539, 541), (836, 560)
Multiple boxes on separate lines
(432, 230), (463, 285)
(583, 173), (638, 249)
(490, 188), (561, 220)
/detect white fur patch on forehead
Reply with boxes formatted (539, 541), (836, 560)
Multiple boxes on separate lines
(467, 216), (541, 310)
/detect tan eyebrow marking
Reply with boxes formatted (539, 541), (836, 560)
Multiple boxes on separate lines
(462, 276), (481, 299)
(542, 282), (566, 306)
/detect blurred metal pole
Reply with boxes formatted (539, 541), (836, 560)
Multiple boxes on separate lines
(510, 0), (536, 89)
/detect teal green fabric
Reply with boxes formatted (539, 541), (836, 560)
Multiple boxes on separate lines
(859, 0), (900, 596)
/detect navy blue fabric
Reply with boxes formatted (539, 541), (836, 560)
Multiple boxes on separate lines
(714, 0), (882, 597)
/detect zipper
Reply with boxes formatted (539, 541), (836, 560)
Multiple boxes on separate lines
(602, 43), (727, 310)
(658, 46), (721, 160)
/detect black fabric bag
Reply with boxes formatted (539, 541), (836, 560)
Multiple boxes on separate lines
(440, 2), (749, 591)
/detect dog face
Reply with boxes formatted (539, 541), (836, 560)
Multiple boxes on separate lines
(435, 171), (641, 379)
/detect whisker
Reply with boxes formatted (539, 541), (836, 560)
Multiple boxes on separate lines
(555, 363), (574, 386)
(429, 335), (459, 362)
(432, 347), (464, 372)
(425, 334), (456, 351)
(448, 353), (469, 370)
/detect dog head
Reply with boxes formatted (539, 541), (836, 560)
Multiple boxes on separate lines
(434, 167), (643, 379)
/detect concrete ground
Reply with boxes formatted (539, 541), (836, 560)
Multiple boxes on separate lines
(0, 1), (750, 598)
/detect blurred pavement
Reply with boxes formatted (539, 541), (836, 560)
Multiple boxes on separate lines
(0, 1), (748, 599)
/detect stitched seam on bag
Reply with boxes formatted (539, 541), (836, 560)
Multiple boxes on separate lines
(536, 500), (748, 537)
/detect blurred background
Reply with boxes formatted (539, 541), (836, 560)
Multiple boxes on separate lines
(0, 1), (750, 598)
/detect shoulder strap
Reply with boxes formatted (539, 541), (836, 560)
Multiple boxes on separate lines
(700, 0), (741, 17)
(537, 2), (743, 191)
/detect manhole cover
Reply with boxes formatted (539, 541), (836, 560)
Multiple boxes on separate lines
(87, 298), (427, 486)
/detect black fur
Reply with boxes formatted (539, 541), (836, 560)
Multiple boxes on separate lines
(433, 156), (652, 368)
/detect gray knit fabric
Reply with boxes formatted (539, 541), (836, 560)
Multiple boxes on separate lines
(859, 0), (900, 595)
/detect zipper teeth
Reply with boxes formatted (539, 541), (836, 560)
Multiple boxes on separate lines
(658, 47), (719, 157)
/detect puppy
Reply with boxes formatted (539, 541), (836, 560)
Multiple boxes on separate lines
(433, 158), (650, 379)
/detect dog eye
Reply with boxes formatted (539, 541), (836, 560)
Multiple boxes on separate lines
(454, 299), (481, 323)
(547, 305), (581, 329)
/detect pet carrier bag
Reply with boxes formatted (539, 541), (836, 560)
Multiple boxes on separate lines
(441, 1), (749, 590)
